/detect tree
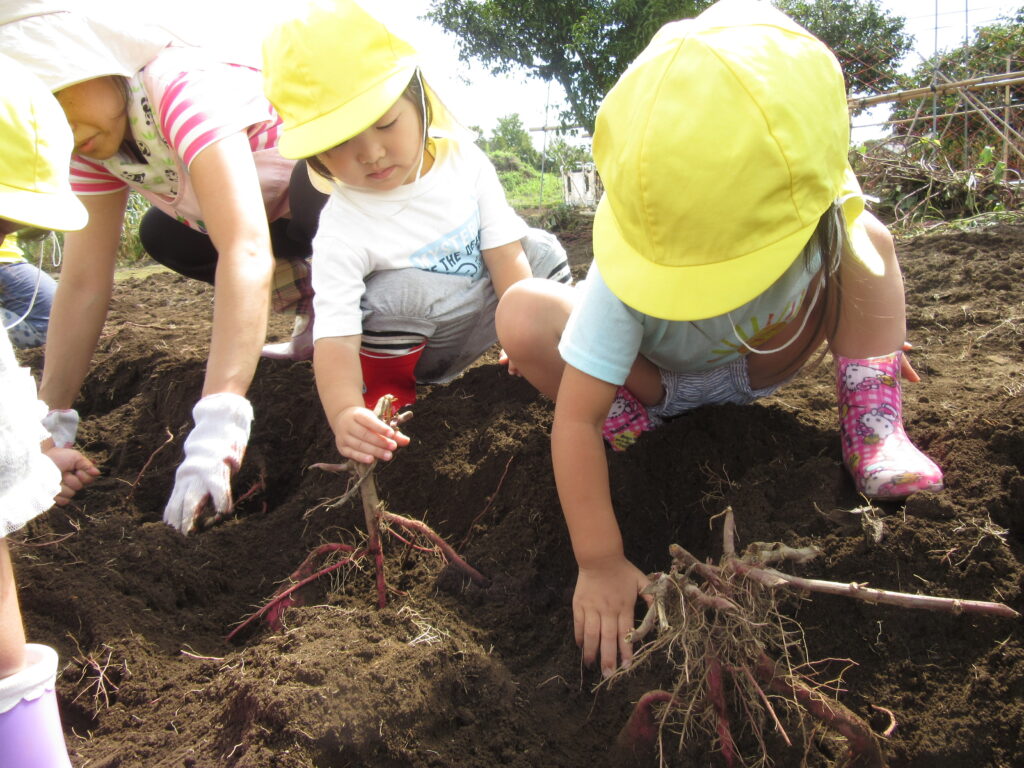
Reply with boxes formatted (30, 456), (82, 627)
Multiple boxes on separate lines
(487, 113), (541, 169)
(543, 135), (592, 173)
(427, 0), (703, 132)
(426, 0), (911, 131)
(773, 0), (912, 98)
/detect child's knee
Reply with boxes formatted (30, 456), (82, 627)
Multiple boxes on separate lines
(496, 279), (553, 351)
(495, 280), (530, 343)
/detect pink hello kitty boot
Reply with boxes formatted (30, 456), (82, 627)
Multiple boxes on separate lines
(836, 351), (944, 499)
(603, 387), (662, 452)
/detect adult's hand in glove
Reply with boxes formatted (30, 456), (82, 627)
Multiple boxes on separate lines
(41, 408), (79, 448)
(163, 393), (253, 535)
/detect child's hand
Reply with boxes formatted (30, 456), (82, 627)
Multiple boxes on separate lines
(901, 341), (920, 382)
(331, 405), (411, 464)
(573, 554), (653, 678)
(497, 348), (521, 377)
(43, 446), (100, 506)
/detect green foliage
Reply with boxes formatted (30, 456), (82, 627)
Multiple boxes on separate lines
(773, 0), (912, 101)
(521, 202), (582, 231)
(475, 112), (567, 205)
(427, 0), (704, 131)
(850, 135), (1022, 227)
(543, 136), (592, 173)
(488, 149), (525, 172)
(488, 114), (541, 168)
(427, 0), (911, 130)
(118, 191), (151, 266)
(498, 164), (565, 208)
(890, 9), (1023, 171)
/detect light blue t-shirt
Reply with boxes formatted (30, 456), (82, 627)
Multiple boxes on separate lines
(559, 249), (822, 386)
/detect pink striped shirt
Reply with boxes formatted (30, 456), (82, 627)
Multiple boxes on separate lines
(70, 46), (292, 230)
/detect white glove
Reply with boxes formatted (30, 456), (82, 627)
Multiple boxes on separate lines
(41, 408), (79, 448)
(163, 393), (253, 535)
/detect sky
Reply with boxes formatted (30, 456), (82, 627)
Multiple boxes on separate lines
(160, 0), (1022, 146)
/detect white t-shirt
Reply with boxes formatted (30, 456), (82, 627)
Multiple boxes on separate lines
(311, 138), (528, 340)
(559, 248), (822, 386)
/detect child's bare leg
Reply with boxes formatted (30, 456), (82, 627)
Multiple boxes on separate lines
(496, 278), (576, 399)
(826, 212), (942, 498)
(498, 279), (664, 452)
(498, 278), (663, 402)
(0, 539), (26, 678)
(830, 212), (906, 357)
(0, 544), (71, 764)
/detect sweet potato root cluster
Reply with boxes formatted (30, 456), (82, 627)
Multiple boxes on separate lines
(228, 395), (487, 642)
(614, 507), (1019, 768)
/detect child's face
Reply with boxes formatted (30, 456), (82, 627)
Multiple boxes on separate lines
(54, 76), (129, 160)
(317, 94), (426, 191)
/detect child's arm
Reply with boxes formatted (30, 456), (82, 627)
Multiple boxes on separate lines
(38, 190), (127, 410)
(313, 335), (410, 464)
(482, 241), (532, 299)
(552, 364), (652, 678)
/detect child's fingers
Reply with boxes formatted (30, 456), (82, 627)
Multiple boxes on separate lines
(75, 466), (99, 487)
(581, 610), (601, 668)
(498, 348), (521, 376)
(340, 442), (393, 464)
(54, 481), (78, 506)
(77, 457), (101, 476)
(618, 614), (635, 671)
(61, 472), (85, 493)
(600, 613), (620, 677)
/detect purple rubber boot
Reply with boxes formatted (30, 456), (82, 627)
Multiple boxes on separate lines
(0, 644), (72, 768)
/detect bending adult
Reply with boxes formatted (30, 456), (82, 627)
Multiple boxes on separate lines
(0, 53), (99, 768)
(0, 3), (326, 535)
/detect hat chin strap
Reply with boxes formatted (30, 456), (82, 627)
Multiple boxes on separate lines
(2, 232), (59, 332)
(727, 271), (823, 356)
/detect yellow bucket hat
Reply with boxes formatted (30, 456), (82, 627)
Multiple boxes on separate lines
(0, 54), (86, 231)
(263, 0), (458, 161)
(593, 0), (869, 321)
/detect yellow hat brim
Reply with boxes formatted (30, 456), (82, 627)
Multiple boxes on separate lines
(593, 193), (821, 320)
(277, 63), (416, 160)
(0, 184), (86, 232)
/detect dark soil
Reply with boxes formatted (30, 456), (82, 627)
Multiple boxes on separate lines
(12, 218), (1024, 768)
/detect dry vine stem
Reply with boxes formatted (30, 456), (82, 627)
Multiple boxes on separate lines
(228, 395), (488, 642)
(615, 507), (1019, 768)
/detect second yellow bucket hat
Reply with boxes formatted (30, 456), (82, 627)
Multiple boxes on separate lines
(592, 0), (862, 321)
(263, 0), (456, 161)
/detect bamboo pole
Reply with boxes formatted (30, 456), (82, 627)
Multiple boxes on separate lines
(850, 70), (1024, 109)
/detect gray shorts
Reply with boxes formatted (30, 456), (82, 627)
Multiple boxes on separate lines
(648, 356), (788, 421)
(361, 228), (571, 384)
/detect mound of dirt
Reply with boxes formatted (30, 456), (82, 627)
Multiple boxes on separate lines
(12, 220), (1024, 767)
